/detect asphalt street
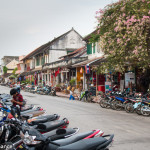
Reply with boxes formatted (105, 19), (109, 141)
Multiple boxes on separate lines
(1, 85), (150, 150)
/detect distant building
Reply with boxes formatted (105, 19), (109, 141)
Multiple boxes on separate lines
(6, 59), (19, 74)
(1, 56), (19, 75)
(1, 56), (19, 66)
(16, 55), (25, 75)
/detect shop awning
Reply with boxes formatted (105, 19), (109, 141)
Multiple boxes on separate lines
(19, 72), (28, 76)
(87, 57), (106, 66)
(31, 67), (42, 72)
(72, 56), (105, 67)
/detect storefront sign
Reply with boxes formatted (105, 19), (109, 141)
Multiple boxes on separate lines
(105, 82), (111, 93)
(120, 80), (124, 92)
(125, 73), (135, 88)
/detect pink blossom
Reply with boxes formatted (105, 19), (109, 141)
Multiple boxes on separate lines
(114, 26), (119, 32)
(96, 11), (99, 14)
(142, 16), (150, 20)
(99, 9), (104, 14)
(148, 11), (150, 15)
(117, 38), (121, 44)
(133, 49), (138, 55)
(139, 46), (142, 49)
(123, 13), (126, 17)
(97, 30), (100, 34)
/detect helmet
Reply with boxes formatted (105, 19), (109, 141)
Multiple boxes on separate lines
(15, 87), (20, 93)
(10, 88), (17, 95)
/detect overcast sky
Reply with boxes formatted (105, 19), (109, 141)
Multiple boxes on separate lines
(0, 0), (118, 62)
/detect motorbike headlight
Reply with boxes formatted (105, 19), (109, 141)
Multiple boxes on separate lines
(5, 129), (9, 142)
(20, 131), (41, 145)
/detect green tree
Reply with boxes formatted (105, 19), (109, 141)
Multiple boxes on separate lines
(3, 66), (8, 74)
(12, 67), (18, 75)
(91, 0), (150, 73)
(12, 67), (18, 78)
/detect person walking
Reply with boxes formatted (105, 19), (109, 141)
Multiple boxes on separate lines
(69, 89), (75, 100)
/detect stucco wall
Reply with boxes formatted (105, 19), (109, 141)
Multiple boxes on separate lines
(49, 30), (85, 63)
(6, 59), (18, 70)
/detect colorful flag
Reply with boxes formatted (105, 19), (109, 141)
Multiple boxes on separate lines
(85, 65), (90, 74)
(55, 68), (60, 77)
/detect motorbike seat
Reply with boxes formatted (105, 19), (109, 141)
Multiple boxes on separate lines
(43, 128), (78, 141)
(29, 114), (59, 125)
(21, 105), (34, 112)
(22, 114), (33, 120)
(115, 97), (125, 101)
(143, 100), (150, 103)
(52, 131), (94, 146)
(36, 119), (67, 133)
(52, 137), (107, 150)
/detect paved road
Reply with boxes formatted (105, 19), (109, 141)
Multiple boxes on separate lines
(1, 86), (150, 150)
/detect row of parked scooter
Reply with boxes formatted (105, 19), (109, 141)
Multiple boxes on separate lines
(24, 85), (57, 96)
(0, 93), (114, 150)
(6, 83), (57, 96)
(99, 91), (150, 116)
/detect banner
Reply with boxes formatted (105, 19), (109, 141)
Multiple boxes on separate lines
(85, 65), (90, 74)
(55, 68), (60, 77)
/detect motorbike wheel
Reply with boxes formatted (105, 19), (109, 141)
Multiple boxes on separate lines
(110, 100), (116, 110)
(99, 99), (107, 108)
(125, 103), (134, 113)
(140, 105), (150, 116)
(136, 105), (142, 115)
(114, 101), (122, 111)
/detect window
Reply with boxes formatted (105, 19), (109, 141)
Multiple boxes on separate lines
(87, 43), (92, 54)
(41, 56), (45, 65)
(93, 43), (96, 54)
(36, 57), (40, 66)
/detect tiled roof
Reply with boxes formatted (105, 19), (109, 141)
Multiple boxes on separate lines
(59, 46), (86, 60)
(22, 28), (83, 61)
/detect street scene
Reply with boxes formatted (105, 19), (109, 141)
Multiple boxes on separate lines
(0, 85), (150, 150)
(0, 0), (150, 149)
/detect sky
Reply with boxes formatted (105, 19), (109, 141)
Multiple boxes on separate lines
(0, 0), (118, 62)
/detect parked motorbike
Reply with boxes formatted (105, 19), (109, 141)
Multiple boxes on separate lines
(49, 87), (56, 96)
(19, 128), (112, 150)
(0, 118), (75, 145)
(79, 89), (92, 102)
(99, 93), (115, 109)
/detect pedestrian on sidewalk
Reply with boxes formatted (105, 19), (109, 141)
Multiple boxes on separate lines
(69, 87), (75, 100)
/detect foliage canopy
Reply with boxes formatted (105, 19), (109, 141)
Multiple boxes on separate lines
(91, 0), (150, 73)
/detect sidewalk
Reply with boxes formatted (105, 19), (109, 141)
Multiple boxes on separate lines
(56, 92), (70, 98)
(56, 92), (78, 100)
(56, 91), (100, 103)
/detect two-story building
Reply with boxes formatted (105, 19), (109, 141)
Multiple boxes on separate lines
(21, 28), (86, 86)
(71, 30), (106, 95)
